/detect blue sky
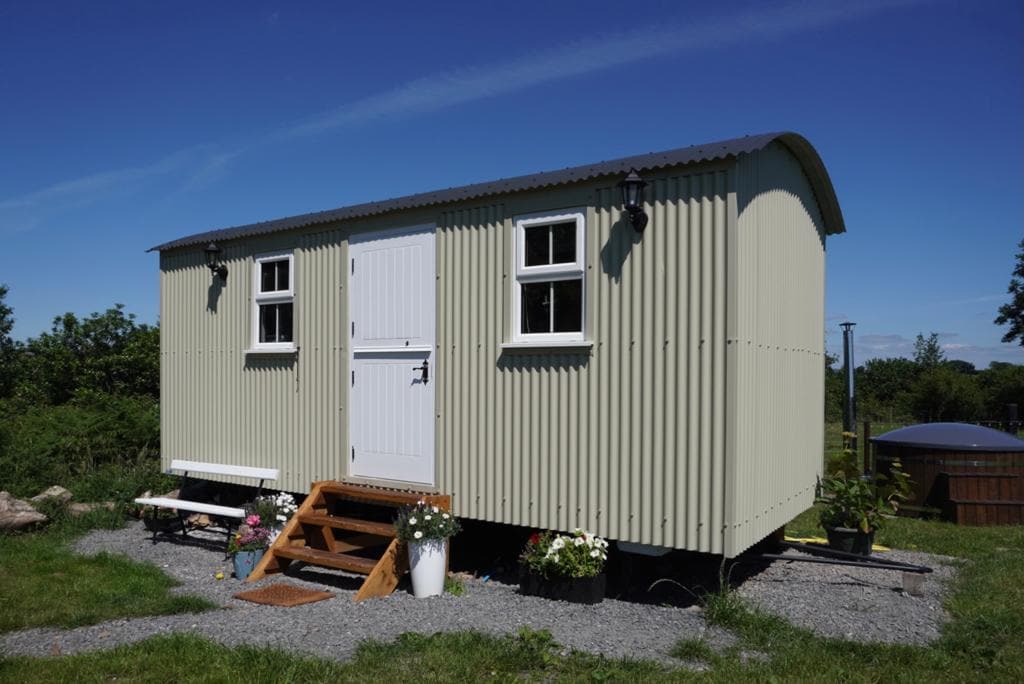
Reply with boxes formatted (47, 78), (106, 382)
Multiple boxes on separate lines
(1, 0), (1021, 368)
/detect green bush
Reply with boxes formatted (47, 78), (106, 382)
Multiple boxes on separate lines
(0, 394), (163, 501)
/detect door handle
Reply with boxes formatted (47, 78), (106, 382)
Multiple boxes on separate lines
(413, 359), (429, 384)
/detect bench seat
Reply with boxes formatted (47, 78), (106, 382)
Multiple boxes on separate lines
(133, 497), (245, 519)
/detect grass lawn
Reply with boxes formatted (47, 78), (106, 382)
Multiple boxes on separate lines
(1, 506), (1022, 681)
(0, 509), (213, 633)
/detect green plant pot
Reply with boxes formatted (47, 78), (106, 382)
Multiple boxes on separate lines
(825, 526), (875, 556)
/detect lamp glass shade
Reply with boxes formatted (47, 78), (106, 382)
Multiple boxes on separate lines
(204, 242), (221, 268)
(619, 169), (647, 210)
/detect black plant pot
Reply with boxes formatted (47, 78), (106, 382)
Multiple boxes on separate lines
(825, 526), (875, 556)
(518, 566), (606, 604)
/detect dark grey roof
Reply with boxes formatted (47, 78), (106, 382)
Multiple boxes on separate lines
(871, 423), (1024, 452)
(150, 131), (845, 252)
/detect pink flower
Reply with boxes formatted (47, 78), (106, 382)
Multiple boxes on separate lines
(246, 514), (261, 527)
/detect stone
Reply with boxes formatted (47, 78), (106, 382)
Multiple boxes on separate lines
(30, 485), (73, 505)
(0, 491), (48, 530)
(68, 502), (117, 517)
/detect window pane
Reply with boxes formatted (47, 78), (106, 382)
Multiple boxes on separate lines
(261, 262), (276, 293)
(524, 225), (549, 267)
(552, 279), (582, 332)
(277, 303), (293, 342)
(259, 303), (277, 342)
(276, 260), (289, 291)
(551, 222), (576, 264)
(521, 282), (550, 334)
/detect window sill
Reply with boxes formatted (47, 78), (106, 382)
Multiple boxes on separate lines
(244, 346), (298, 356)
(500, 341), (593, 352)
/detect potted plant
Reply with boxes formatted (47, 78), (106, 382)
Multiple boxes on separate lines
(228, 514), (272, 580)
(394, 500), (461, 598)
(819, 460), (912, 556)
(247, 492), (297, 543)
(519, 528), (609, 604)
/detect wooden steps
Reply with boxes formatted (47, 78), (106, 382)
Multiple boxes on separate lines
(940, 472), (1024, 525)
(247, 480), (450, 601)
(273, 546), (379, 574)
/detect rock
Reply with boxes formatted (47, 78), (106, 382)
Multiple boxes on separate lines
(30, 485), (73, 505)
(0, 491), (48, 530)
(158, 489), (180, 500)
(68, 502), (117, 517)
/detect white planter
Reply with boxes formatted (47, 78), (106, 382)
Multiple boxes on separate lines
(407, 538), (446, 598)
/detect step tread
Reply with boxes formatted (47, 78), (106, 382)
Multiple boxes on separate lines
(313, 481), (440, 506)
(298, 513), (396, 537)
(273, 546), (378, 574)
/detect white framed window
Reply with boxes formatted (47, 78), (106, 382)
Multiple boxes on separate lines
(251, 251), (295, 352)
(511, 209), (586, 344)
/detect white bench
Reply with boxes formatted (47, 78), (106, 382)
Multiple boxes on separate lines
(135, 459), (279, 546)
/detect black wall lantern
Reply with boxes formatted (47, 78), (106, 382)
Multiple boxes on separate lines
(204, 242), (228, 281)
(618, 168), (648, 232)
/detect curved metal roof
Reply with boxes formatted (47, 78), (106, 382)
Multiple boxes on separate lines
(871, 423), (1024, 452)
(150, 131), (845, 252)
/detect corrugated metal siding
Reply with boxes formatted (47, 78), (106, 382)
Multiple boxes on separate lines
(436, 171), (730, 554)
(160, 228), (347, 493)
(725, 142), (826, 556)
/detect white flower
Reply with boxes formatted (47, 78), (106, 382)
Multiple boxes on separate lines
(551, 537), (565, 550)
(590, 549), (600, 558)
(573, 527), (584, 535)
(442, 513), (450, 519)
(550, 554), (559, 563)
(409, 517), (417, 525)
(432, 506), (439, 513)
(414, 531), (423, 539)
(425, 514), (432, 521)
(574, 537), (585, 546)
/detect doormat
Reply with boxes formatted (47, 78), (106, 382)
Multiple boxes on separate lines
(233, 583), (335, 607)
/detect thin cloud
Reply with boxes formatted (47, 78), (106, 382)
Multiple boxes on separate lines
(280, 0), (923, 140)
(1, 0), (924, 220)
(0, 146), (209, 212)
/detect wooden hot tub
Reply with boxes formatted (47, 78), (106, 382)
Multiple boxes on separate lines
(872, 423), (1024, 525)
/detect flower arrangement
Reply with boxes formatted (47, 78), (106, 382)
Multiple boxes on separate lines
(520, 528), (609, 579)
(246, 492), (298, 528)
(394, 500), (461, 543)
(227, 514), (272, 553)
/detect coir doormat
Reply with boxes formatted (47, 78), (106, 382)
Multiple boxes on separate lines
(233, 582), (335, 607)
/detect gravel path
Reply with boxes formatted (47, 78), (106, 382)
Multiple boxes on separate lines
(0, 521), (732, 665)
(735, 547), (958, 645)
(0, 523), (959, 664)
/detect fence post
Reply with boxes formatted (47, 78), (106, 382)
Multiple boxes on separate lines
(863, 420), (872, 475)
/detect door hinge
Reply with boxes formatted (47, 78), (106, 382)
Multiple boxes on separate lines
(351, 446), (355, 462)
(351, 321), (355, 337)
(351, 258), (354, 274)
(351, 370), (355, 386)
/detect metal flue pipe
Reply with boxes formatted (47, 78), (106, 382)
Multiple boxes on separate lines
(841, 322), (857, 457)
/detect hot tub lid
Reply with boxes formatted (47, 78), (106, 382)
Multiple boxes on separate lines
(871, 422), (1024, 452)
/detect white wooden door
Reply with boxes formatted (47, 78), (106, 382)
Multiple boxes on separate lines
(349, 225), (435, 486)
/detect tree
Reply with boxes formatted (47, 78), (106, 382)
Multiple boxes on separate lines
(911, 365), (983, 422)
(0, 284), (18, 398)
(994, 238), (1024, 345)
(857, 357), (918, 421)
(17, 305), (159, 404)
(913, 332), (945, 368)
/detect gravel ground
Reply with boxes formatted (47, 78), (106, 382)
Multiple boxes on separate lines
(735, 547), (958, 645)
(0, 521), (733, 666)
(0, 523), (959, 664)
